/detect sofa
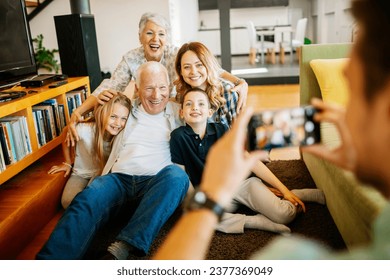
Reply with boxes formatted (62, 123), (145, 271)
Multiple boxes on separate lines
(299, 43), (387, 249)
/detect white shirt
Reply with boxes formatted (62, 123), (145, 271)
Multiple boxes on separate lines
(102, 98), (183, 176)
(72, 123), (100, 178)
(111, 105), (171, 175)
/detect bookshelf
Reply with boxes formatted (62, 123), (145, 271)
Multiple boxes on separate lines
(0, 77), (90, 185)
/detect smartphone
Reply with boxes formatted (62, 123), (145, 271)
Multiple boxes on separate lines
(247, 105), (321, 151)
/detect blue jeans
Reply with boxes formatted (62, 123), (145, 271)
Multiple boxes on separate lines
(36, 165), (189, 259)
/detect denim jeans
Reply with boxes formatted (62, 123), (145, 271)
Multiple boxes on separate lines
(36, 165), (189, 259)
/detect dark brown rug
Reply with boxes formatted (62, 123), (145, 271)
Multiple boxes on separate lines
(85, 160), (346, 260)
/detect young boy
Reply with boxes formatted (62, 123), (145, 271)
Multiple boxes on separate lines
(170, 88), (325, 234)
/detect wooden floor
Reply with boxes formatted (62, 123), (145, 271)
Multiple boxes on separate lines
(2, 83), (300, 259)
(247, 84), (300, 112)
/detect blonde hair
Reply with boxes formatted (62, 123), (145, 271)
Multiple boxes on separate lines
(92, 93), (131, 173)
(174, 42), (226, 112)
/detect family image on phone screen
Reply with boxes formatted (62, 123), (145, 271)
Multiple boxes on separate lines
(247, 106), (321, 151)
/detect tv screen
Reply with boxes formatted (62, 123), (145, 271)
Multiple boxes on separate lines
(0, 0), (37, 89)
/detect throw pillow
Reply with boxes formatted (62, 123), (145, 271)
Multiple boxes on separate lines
(310, 58), (350, 107)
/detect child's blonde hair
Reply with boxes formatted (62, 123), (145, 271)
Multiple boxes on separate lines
(92, 93), (131, 172)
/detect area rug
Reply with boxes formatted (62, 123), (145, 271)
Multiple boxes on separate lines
(84, 160), (346, 260)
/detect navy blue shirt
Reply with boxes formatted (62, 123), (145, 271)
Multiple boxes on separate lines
(170, 122), (228, 186)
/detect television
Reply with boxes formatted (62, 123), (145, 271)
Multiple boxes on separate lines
(0, 0), (37, 90)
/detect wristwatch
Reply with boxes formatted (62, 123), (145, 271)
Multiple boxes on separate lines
(185, 189), (224, 221)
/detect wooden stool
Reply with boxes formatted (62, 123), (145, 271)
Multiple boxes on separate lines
(279, 43), (285, 64)
(266, 48), (276, 64)
(249, 47), (257, 65)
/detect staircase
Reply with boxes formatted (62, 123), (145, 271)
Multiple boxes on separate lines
(25, 0), (54, 21)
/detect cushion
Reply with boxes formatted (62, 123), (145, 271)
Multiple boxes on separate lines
(309, 58), (350, 106)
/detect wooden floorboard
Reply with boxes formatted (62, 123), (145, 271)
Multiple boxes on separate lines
(247, 84), (300, 112)
(17, 211), (63, 260)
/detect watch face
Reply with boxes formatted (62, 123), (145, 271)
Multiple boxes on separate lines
(194, 191), (206, 204)
(185, 190), (224, 220)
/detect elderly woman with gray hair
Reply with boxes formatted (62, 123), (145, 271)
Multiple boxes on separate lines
(68, 12), (247, 144)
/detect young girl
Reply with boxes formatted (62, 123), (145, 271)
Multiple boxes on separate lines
(174, 41), (240, 128)
(48, 93), (131, 208)
(170, 88), (326, 234)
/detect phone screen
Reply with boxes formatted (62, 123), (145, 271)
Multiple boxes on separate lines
(247, 106), (320, 151)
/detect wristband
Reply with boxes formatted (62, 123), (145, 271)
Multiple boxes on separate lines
(234, 78), (243, 86)
(62, 162), (73, 169)
(184, 189), (224, 221)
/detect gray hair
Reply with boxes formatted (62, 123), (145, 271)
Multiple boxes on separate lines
(135, 61), (170, 87)
(138, 12), (171, 43)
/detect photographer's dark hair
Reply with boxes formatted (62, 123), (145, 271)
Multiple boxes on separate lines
(352, 0), (390, 101)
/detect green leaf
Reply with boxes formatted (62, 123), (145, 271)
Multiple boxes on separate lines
(33, 34), (60, 73)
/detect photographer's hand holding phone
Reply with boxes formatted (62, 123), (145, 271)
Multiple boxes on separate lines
(302, 98), (357, 172)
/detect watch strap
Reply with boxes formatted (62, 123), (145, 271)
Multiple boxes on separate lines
(185, 189), (224, 221)
(203, 196), (224, 221)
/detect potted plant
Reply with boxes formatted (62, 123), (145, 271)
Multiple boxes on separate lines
(33, 34), (60, 73)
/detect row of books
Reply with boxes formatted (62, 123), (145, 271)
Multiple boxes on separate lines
(0, 116), (32, 171)
(67, 88), (87, 116)
(33, 99), (66, 147)
(0, 87), (88, 173)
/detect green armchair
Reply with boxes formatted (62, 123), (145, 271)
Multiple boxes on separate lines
(299, 43), (387, 249)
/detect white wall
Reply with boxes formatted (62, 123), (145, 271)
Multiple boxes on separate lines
(311, 0), (353, 44)
(198, 6), (290, 55)
(169, 0), (199, 46)
(289, 0), (312, 41)
(198, 6), (290, 29)
(27, 0), (354, 71)
(29, 0), (174, 74)
(197, 1), (317, 56)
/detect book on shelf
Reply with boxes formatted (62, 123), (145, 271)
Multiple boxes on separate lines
(21, 116), (32, 154)
(0, 116), (31, 162)
(58, 104), (66, 129)
(39, 99), (65, 136)
(1, 121), (17, 163)
(32, 111), (41, 148)
(33, 105), (56, 142)
(32, 109), (46, 147)
(67, 86), (88, 102)
(0, 148), (5, 172)
(66, 87), (86, 117)
(33, 107), (52, 143)
(0, 123), (11, 165)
